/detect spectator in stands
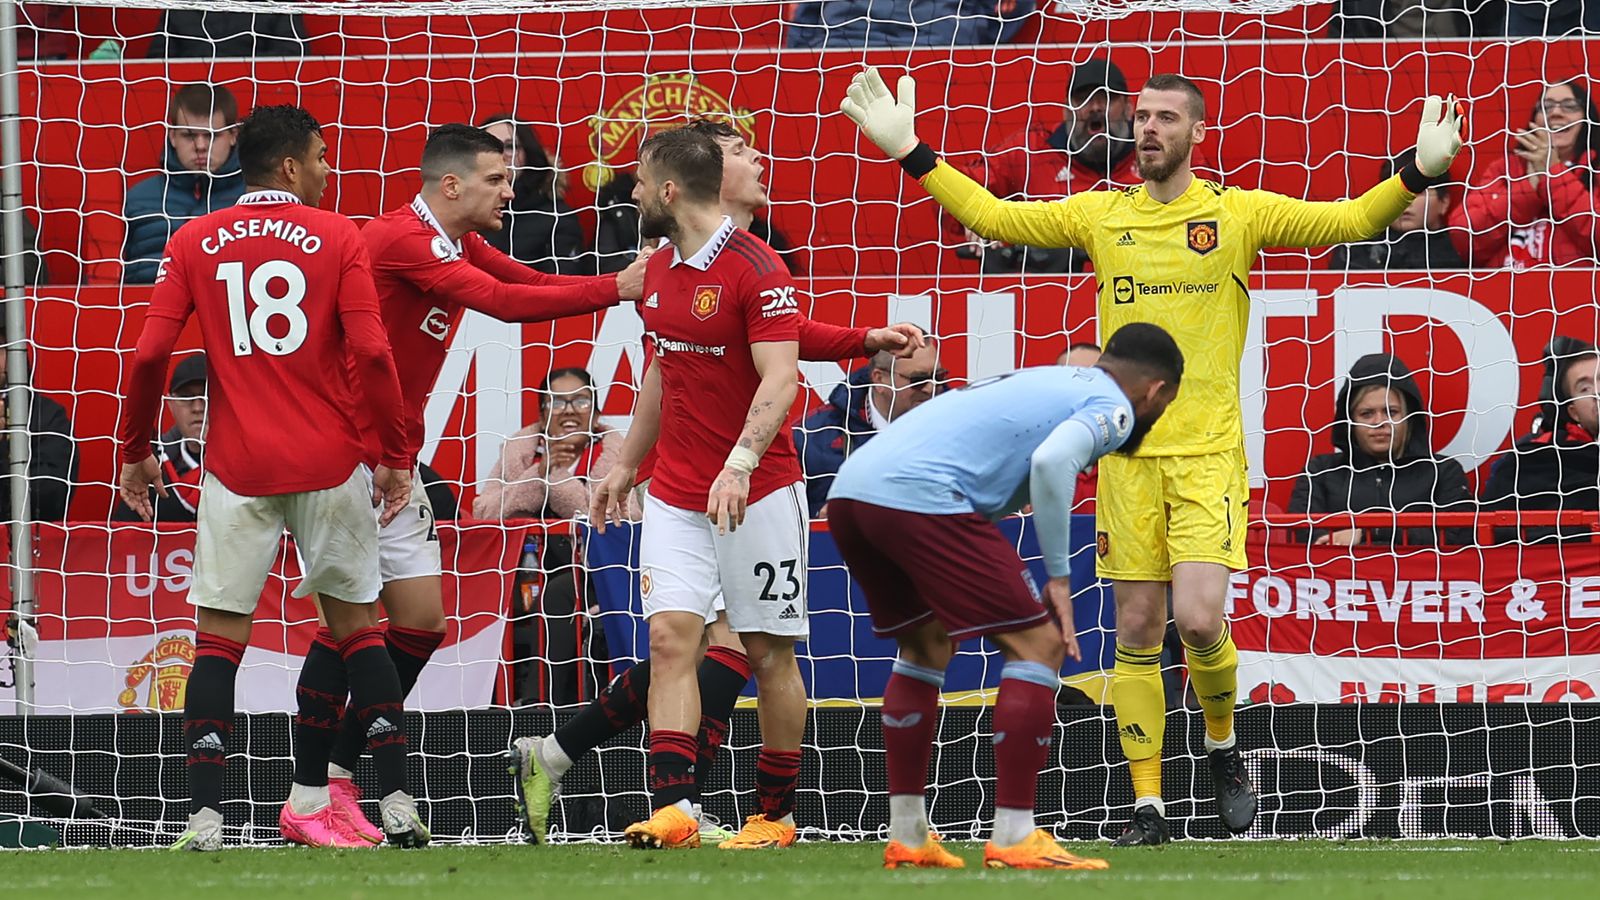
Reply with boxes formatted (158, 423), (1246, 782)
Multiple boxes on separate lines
(946, 57), (1137, 273)
(122, 84), (246, 283)
(1328, 1), (1477, 38)
(476, 114), (585, 275)
(474, 367), (620, 521)
(1333, 149), (1468, 270)
(1057, 341), (1102, 366)
(1289, 353), (1474, 546)
(1504, 0), (1600, 35)
(787, 0), (1036, 48)
(475, 367), (617, 705)
(1483, 337), (1599, 543)
(146, 9), (308, 58)
(113, 353), (206, 523)
(795, 340), (944, 517)
(1450, 78), (1599, 269)
(0, 386), (76, 522)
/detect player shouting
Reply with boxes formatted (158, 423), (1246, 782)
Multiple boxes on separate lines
(831, 323), (1181, 869)
(289, 124), (651, 843)
(509, 117), (924, 846)
(842, 68), (1464, 844)
(116, 105), (422, 850)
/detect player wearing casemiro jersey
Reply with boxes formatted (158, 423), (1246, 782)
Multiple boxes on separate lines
(829, 323), (1182, 869)
(842, 67), (1465, 844)
(116, 105), (424, 852)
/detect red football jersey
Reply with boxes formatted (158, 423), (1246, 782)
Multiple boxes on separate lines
(641, 218), (802, 510)
(360, 197), (621, 460)
(118, 190), (409, 496)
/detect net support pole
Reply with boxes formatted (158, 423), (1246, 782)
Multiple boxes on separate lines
(0, 0), (35, 715)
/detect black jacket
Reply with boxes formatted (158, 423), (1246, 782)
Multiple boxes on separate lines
(0, 392), (77, 523)
(1288, 353), (1474, 545)
(1482, 423), (1599, 543)
(112, 425), (202, 524)
(147, 11), (308, 58)
(1331, 228), (1469, 271)
(480, 173), (584, 275)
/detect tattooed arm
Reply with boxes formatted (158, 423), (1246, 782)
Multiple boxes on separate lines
(706, 339), (800, 534)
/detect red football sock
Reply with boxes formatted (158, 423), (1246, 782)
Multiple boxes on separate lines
(992, 661), (1057, 812)
(881, 665), (942, 797)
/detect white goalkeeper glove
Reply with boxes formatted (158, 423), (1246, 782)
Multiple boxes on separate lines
(1414, 94), (1465, 178)
(839, 67), (921, 160)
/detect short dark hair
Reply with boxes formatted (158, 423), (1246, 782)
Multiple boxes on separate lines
(421, 123), (505, 184)
(476, 113), (556, 197)
(237, 105), (322, 184)
(170, 83), (238, 126)
(638, 126), (723, 203)
(538, 367), (595, 409)
(1143, 74), (1206, 122)
(1101, 322), (1183, 385)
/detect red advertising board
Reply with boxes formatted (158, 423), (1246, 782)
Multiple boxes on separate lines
(15, 523), (526, 714)
(26, 270), (1600, 521)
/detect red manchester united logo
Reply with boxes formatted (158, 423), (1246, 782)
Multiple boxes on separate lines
(1187, 221), (1218, 255)
(1095, 530), (1110, 559)
(692, 285), (721, 320)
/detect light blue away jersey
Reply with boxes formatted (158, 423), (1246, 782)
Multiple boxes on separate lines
(829, 365), (1134, 518)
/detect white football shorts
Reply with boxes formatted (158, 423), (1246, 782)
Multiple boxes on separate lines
(190, 466), (382, 615)
(637, 482), (808, 637)
(377, 466), (442, 583)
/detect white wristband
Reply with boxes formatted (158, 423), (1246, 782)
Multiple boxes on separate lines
(724, 446), (760, 475)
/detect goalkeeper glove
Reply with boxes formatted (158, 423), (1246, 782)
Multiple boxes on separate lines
(1414, 94), (1465, 178)
(839, 67), (921, 160)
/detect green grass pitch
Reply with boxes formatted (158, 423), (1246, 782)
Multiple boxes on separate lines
(5, 840), (1597, 899)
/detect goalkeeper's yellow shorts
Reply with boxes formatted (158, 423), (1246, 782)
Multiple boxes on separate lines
(1094, 447), (1249, 581)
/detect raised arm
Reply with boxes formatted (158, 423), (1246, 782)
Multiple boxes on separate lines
(841, 67), (1091, 250)
(1255, 95), (1464, 249)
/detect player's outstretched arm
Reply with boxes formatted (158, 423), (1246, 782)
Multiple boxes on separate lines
(708, 340), (799, 535)
(797, 317), (925, 361)
(1029, 419), (1102, 661)
(590, 356), (662, 532)
(474, 237), (654, 303)
(1253, 95), (1466, 250)
(840, 67), (1087, 250)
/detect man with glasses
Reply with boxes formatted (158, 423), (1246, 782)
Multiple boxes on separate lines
(123, 84), (246, 283)
(795, 341), (945, 517)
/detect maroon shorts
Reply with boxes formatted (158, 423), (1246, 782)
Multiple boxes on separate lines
(827, 498), (1049, 640)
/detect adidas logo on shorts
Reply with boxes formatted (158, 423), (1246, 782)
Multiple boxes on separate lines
(778, 605), (800, 621)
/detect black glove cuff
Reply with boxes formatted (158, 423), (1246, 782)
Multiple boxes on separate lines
(1400, 160), (1448, 193)
(898, 142), (939, 179)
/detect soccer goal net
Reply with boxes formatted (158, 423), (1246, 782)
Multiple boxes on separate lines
(2, 0), (1598, 846)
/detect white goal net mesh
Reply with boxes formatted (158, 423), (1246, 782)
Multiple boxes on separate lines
(2, 0), (1598, 845)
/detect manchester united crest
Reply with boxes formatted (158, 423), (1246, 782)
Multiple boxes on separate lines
(1187, 220), (1218, 255)
(117, 634), (195, 712)
(640, 568), (654, 598)
(1095, 530), (1110, 559)
(692, 285), (721, 320)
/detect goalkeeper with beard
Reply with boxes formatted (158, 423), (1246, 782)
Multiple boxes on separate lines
(842, 69), (1464, 845)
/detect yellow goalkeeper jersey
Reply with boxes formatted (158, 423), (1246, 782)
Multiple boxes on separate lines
(922, 163), (1415, 457)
